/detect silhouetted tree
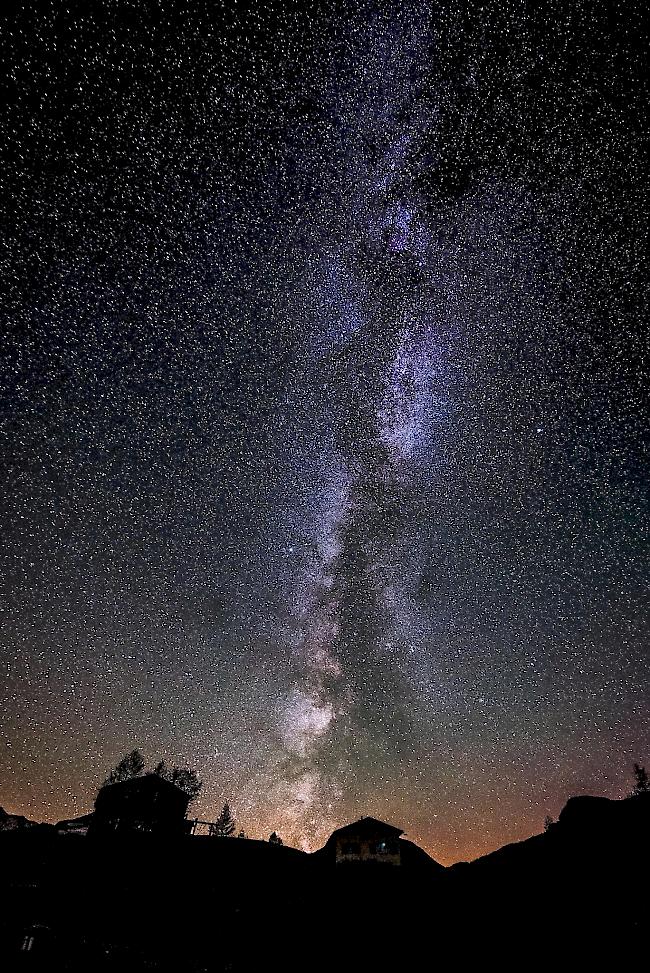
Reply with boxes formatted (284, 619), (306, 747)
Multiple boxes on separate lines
(105, 749), (145, 785)
(269, 831), (283, 845)
(153, 761), (202, 801)
(544, 815), (554, 831)
(154, 760), (167, 775)
(632, 762), (649, 795)
(210, 804), (235, 836)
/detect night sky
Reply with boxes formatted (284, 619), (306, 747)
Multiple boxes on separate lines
(1, 0), (648, 864)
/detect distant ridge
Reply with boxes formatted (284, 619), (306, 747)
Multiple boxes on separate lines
(448, 791), (650, 874)
(0, 806), (40, 831)
(0, 791), (648, 965)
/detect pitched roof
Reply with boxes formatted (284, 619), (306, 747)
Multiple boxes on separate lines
(330, 817), (404, 839)
(96, 773), (191, 804)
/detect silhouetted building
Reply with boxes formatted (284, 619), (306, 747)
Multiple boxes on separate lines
(55, 813), (95, 835)
(330, 817), (404, 865)
(89, 774), (191, 836)
(312, 816), (445, 873)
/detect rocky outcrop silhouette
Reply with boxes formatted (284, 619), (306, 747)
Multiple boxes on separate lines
(0, 806), (40, 831)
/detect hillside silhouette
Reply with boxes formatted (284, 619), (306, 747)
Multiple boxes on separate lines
(1, 790), (648, 970)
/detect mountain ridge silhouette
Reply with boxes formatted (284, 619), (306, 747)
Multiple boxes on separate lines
(1, 791), (647, 969)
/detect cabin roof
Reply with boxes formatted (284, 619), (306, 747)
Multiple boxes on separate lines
(96, 773), (190, 805)
(330, 817), (404, 839)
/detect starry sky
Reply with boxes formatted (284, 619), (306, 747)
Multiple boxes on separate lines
(1, 0), (648, 864)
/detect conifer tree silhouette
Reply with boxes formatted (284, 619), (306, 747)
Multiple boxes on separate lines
(632, 763), (649, 795)
(105, 750), (145, 785)
(210, 804), (236, 836)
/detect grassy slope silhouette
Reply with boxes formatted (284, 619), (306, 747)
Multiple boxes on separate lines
(1, 792), (647, 970)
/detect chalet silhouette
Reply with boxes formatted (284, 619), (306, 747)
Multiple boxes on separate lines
(312, 816), (445, 873)
(89, 774), (191, 836)
(55, 812), (94, 835)
(328, 817), (404, 865)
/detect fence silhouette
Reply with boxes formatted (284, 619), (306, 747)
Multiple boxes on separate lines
(188, 819), (218, 836)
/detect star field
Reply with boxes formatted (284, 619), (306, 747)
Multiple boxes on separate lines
(1, 0), (648, 863)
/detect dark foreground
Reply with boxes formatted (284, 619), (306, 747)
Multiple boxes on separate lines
(1, 793), (648, 971)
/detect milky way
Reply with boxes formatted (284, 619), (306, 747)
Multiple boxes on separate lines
(1, 1), (648, 862)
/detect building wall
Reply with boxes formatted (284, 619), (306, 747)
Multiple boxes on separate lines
(91, 779), (190, 835)
(335, 836), (401, 866)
